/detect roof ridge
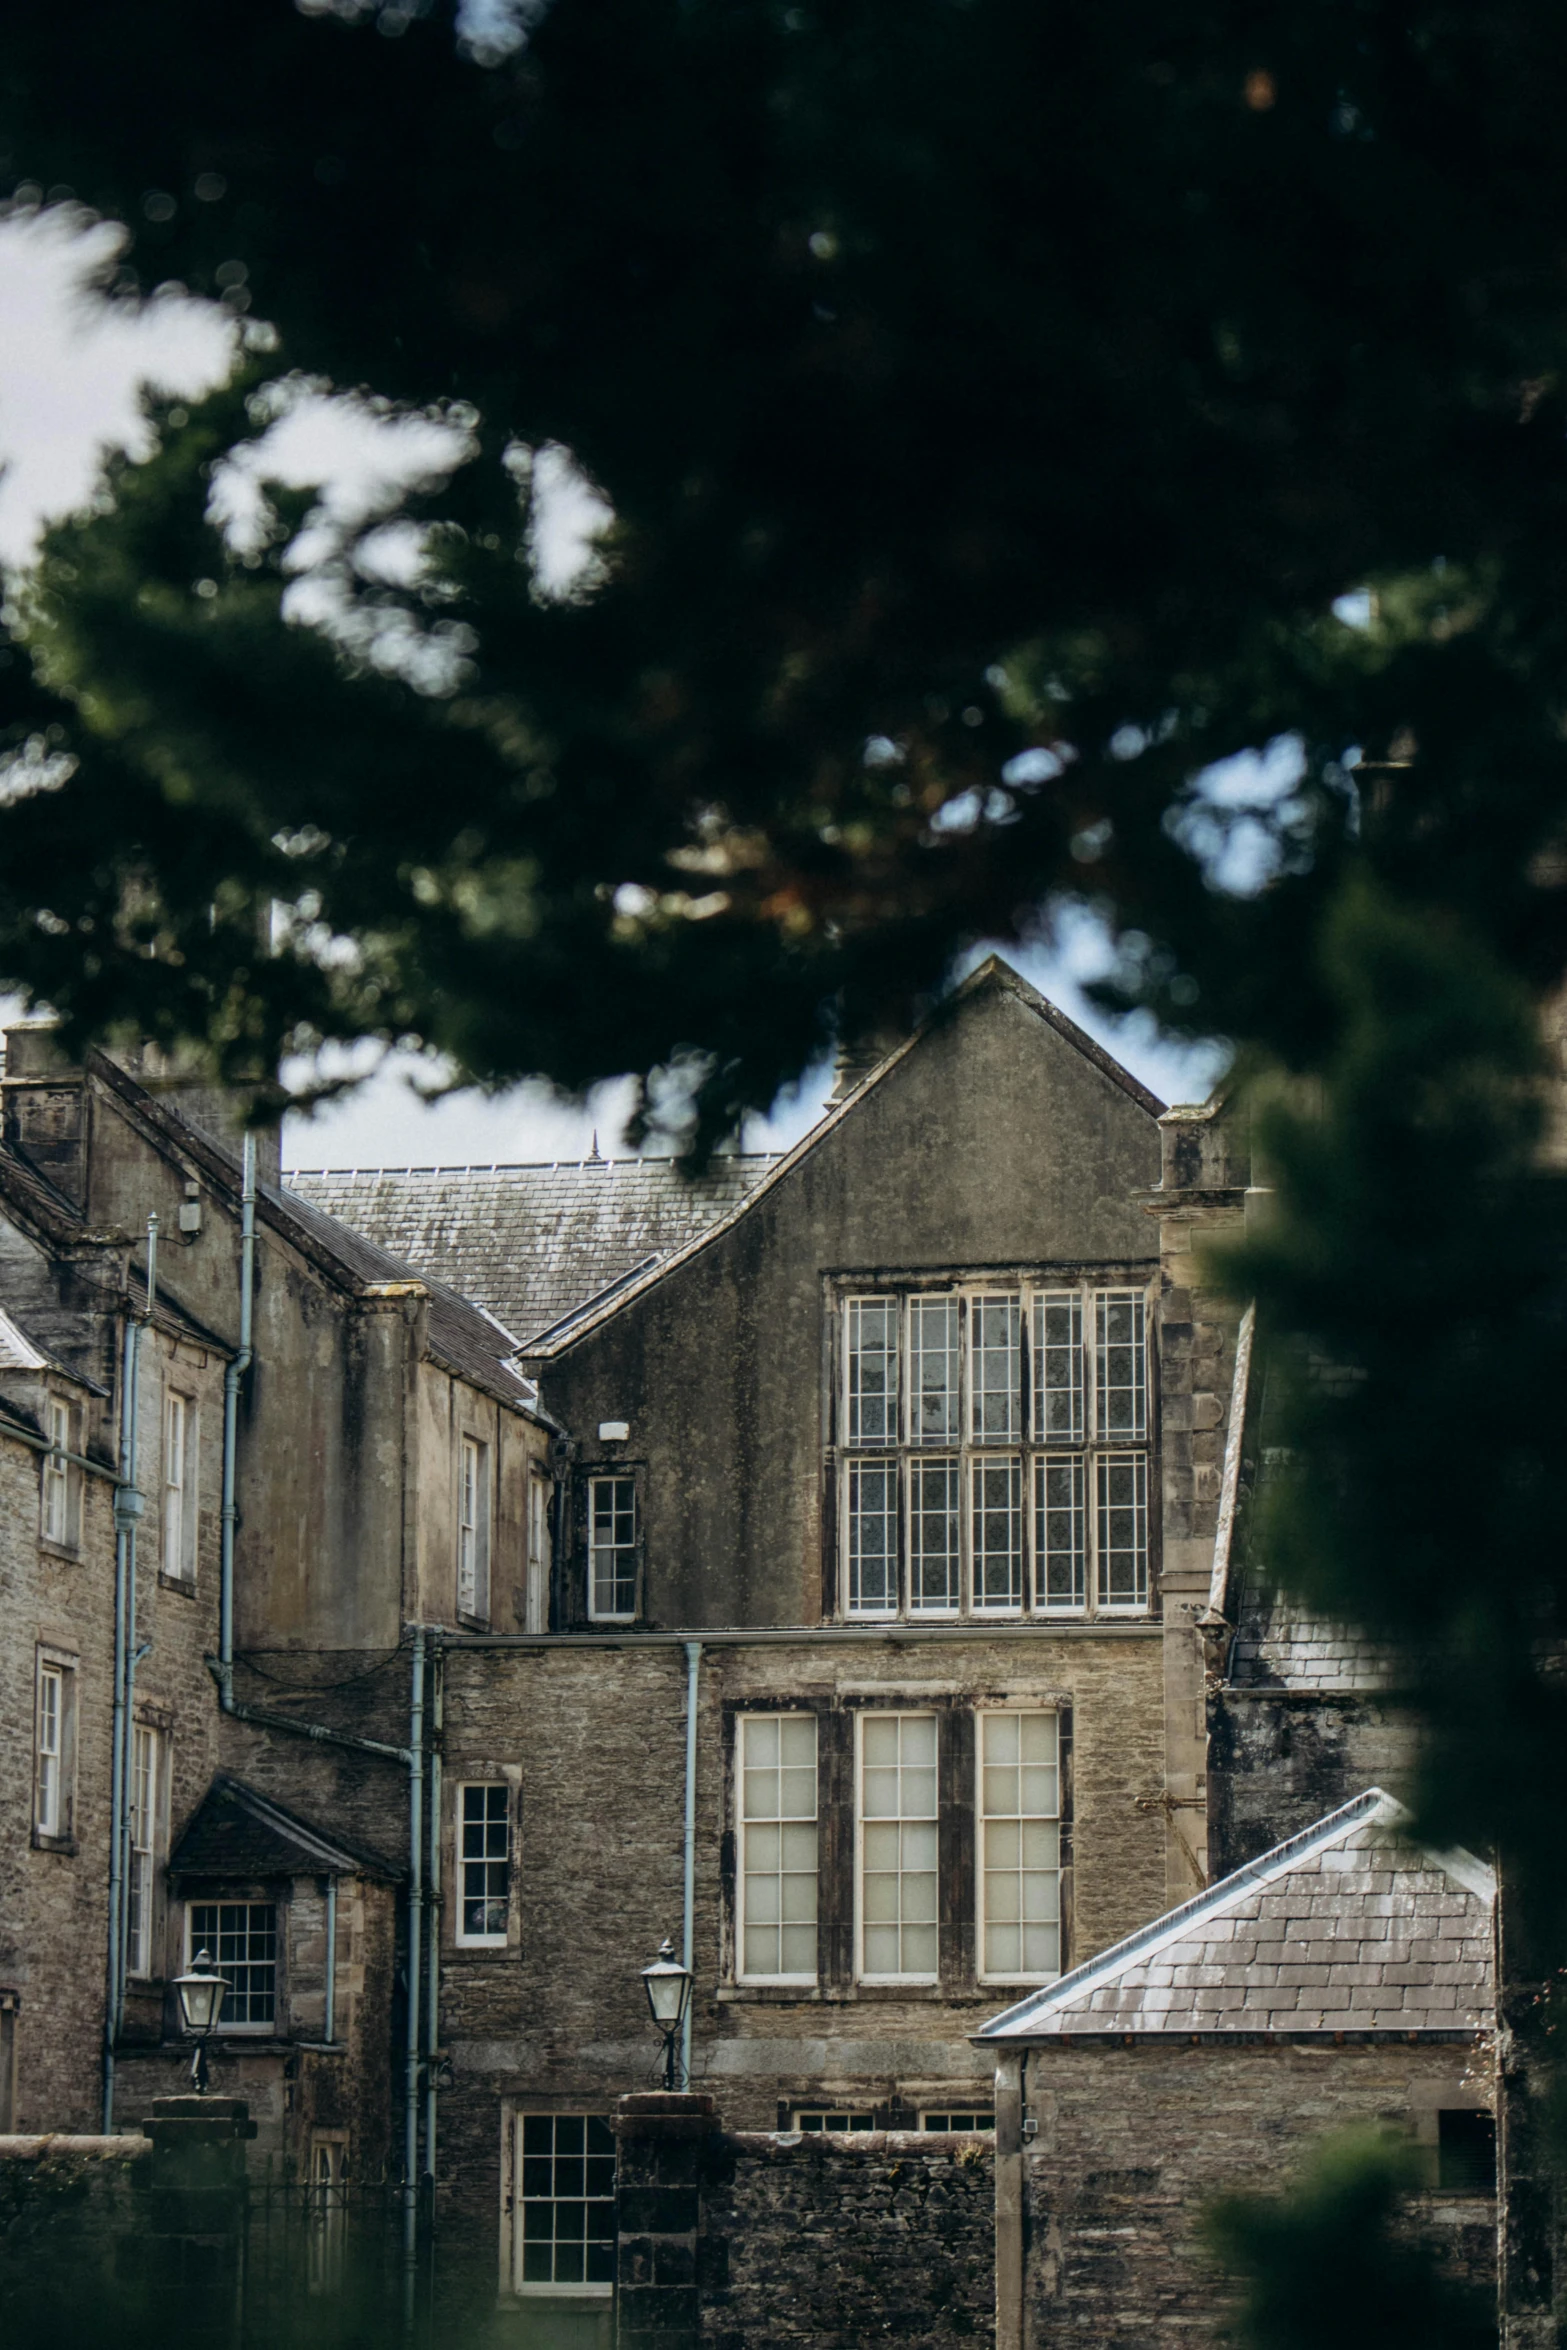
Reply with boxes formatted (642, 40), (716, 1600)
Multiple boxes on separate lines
(283, 1154), (783, 1177)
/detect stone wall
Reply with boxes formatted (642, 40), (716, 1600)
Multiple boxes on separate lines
(699, 2126), (995, 2348)
(1015, 2038), (1496, 2346)
(614, 2093), (994, 2350)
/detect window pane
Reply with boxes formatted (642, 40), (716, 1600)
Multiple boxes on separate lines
(43, 1402), (70, 1543)
(1095, 1291), (1147, 1441)
(35, 1667), (61, 1835)
(515, 2115), (617, 2290)
(980, 1712), (1061, 1980)
(190, 1902), (275, 2026)
(1033, 1292), (1084, 1443)
(1097, 1452), (1149, 1610)
(859, 1714), (939, 1980)
(128, 1726), (159, 1977)
(589, 1476), (637, 1617)
(460, 1785), (510, 1940)
(847, 1462), (896, 1613)
(846, 1299), (898, 1445)
(1035, 1455), (1086, 1610)
(740, 1716), (818, 1981)
(908, 1297), (959, 1443)
(971, 1297), (1021, 1442)
(908, 1458), (960, 1611)
(972, 1459), (1023, 1611)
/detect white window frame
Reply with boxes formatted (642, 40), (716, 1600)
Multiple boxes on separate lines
(970, 1455), (1024, 1615)
(736, 1714), (819, 1987)
(844, 1457), (899, 1618)
(455, 1783), (512, 1948)
(976, 1708), (1063, 1987)
(457, 1434), (491, 1622)
(163, 1387), (198, 1582)
(586, 1474), (638, 1621)
(127, 1723), (165, 1979)
(41, 1396), (75, 1548)
(855, 1710), (940, 1987)
(844, 1295), (899, 1447)
(34, 1657), (69, 1839)
(507, 2111), (617, 2299)
(307, 2132), (349, 2296)
(185, 1902), (276, 2033)
(907, 1454), (961, 1615)
(835, 1277), (1153, 1622)
(525, 1470), (551, 1635)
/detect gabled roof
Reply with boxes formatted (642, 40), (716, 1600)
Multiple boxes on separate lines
(0, 1302), (100, 1389)
(524, 958), (1165, 1360)
(169, 1774), (403, 1883)
(285, 1155), (779, 1347)
(79, 1048), (543, 1418)
(978, 1789), (1495, 2041)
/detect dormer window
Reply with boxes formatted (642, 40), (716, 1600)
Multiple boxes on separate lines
(832, 1278), (1154, 1621)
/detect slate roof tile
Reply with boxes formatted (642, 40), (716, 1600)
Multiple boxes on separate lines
(285, 1155), (781, 1344)
(979, 1789), (1495, 2041)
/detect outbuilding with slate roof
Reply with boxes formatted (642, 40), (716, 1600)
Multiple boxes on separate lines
(978, 1788), (1499, 2350)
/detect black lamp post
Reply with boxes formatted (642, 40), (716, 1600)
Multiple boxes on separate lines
(173, 1948), (230, 2093)
(640, 1938), (693, 2091)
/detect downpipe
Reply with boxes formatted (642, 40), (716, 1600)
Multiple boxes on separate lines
(216, 1134), (256, 1713)
(681, 1640), (701, 2090)
(403, 1627), (426, 2327)
(102, 1215), (155, 2129)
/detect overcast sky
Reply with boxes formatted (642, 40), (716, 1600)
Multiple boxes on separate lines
(0, 208), (1225, 1171)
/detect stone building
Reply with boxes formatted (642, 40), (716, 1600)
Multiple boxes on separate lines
(291, 957), (1255, 2339)
(977, 1787), (1498, 2347)
(0, 1020), (553, 2188)
(1, 951), (1502, 2344)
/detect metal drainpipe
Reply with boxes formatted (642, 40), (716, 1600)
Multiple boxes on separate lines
(403, 1626), (426, 2322)
(103, 1299), (141, 2130)
(423, 1642), (443, 2190)
(681, 1641), (701, 2090)
(323, 1876), (337, 2046)
(119, 1214), (156, 1967)
(217, 1135), (257, 1710)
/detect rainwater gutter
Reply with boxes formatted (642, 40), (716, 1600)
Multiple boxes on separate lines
(681, 1641), (700, 2089)
(216, 1135), (256, 1713)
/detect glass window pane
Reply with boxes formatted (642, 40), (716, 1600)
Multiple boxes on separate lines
(979, 1713), (1061, 1983)
(847, 1462), (896, 1613)
(846, 1298), (898, 1445)
(1096, 1452), (1149, 1610)
(1095, 1291), (1147, 1441)
(589, 1476), (637, 1618)
(739, 1715), (818, 1982)
(972, 1459), (1023, 1610)
(858, 1713), (939, 1981)
(1034, 1292), (1084, 1442)
(971, 1296), (1021, 1441)
(515, 2113), (618, 2291)
(909, 1458), (960, 1611)
(1035, 1455), (1086, 1611)
(909, 1296), (959, 1443)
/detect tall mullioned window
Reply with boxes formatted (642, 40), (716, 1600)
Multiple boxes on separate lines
(978, 1711), (1062, 1982)
(737, 1715), (818, 1982)
(836, 1280), (1153, 1619)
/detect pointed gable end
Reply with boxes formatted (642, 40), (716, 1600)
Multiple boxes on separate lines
(978, 1790), (1495, 2040)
